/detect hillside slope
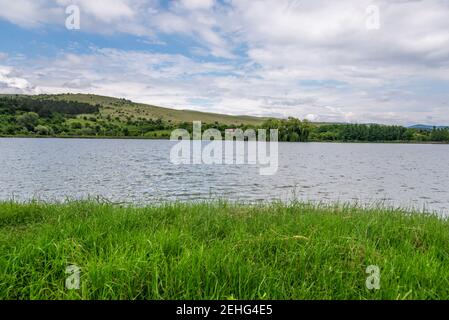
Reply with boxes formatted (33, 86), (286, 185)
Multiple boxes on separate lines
(29, 93), (267, 126)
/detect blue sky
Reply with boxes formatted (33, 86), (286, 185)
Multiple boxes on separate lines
(1, 0), (449, 125)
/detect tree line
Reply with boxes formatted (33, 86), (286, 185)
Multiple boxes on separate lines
(260, 120), (449, 142)
(0, 96), (448, 142)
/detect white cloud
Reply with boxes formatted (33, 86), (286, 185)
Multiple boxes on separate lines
(179, 0), (215, 10)
(0, 0), (61, 27)
(71, 0), (134, 22)
(0, 66), (36, 92)
(1, 46), (444, 125)
(1, 0), (449, 124)
(305, 114), (319, 122)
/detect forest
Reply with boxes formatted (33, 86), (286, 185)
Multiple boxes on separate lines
(1, 96), (448, 142)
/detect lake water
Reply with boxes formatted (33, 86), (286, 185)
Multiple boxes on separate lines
(1, 138), (448, 214)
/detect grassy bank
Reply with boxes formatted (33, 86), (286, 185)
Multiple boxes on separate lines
(1, 201), (448, 300)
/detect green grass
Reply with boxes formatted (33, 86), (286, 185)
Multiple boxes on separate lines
(1, 201), (449, 300)
(47, 94), (268, 126)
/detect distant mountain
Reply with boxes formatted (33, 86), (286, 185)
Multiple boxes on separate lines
(408, 124), (449, 131)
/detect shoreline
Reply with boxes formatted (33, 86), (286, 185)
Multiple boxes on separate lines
(1, 135), (448, 145)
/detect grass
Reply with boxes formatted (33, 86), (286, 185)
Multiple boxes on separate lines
(2, 93), (267, 126)
(49, 94), (268, 126)
(1, 201), (449, 300)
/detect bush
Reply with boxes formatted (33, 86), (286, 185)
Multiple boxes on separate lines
(17, 112), (39, 131)
(71, 121), (83, 130)
(34, 125), (51, 135)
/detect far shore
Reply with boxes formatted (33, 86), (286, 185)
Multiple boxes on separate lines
(1, 134), (449, 145)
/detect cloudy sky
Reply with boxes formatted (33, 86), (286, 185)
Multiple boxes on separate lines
(0, 0), (448, 125)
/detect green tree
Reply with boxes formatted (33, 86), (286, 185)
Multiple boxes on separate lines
(431, 127), (449, 142)
(35, 125), (51, 135)
(17, 112), (39, 131)
(71, 121), (83, 130)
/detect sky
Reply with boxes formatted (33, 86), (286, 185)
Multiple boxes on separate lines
(0, 0), (449, 125)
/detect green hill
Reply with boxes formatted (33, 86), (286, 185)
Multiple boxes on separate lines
(2, 93), (448, 143)
(28, 93), (267, 126)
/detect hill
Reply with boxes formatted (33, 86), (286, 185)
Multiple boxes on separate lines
(408, 124), (449, 131)
(1, 93), (449, 142)
(27, 93), (268, 126)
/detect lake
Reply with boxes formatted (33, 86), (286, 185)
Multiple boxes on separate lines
(0, 138), (448, 214)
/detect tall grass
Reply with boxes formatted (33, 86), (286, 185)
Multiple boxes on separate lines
(1, 201), (448, 300)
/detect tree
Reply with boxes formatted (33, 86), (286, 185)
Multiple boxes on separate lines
(431, 128), (449, 142)
(35, 125), (51, 135)
(289, 132), (300, 142)
(122, 127), (130, 136)
(17, 112), (39, 131)
(260, 117), (312, 142)
(71, 121), (83, 130)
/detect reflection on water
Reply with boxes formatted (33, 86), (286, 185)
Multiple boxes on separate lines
(0, 138), (448, 214)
